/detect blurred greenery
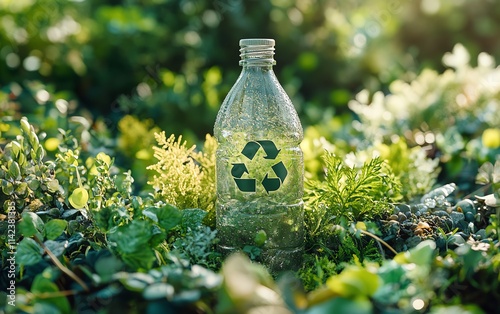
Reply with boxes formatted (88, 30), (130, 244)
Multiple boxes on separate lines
(2, 0), (500, 122)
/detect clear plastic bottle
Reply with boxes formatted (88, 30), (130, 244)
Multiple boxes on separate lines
(214, 38), (304, 271)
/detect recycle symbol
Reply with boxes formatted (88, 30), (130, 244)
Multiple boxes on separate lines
(231, 140), (288, 193)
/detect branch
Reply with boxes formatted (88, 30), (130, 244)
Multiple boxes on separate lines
(360, 229), (398, 256)
(34, 237), (90, 292)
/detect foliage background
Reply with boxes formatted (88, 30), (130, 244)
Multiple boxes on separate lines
(2, 0), (500, 134)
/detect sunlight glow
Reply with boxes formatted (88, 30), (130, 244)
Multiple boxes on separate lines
(412, 298), (425, 311)
(36, 90), (50, 103)
(23, 55), (41, 71)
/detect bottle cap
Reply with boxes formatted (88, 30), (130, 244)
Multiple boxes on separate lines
(239, 38), (275, 47)
(239, 38), (276, 66)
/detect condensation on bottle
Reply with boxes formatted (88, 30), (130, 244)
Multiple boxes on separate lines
(214, 38), (304, 272)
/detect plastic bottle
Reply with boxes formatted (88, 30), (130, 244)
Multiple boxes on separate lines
(214, 38), (304, 271)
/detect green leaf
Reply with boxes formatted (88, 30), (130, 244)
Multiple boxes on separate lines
(69, 187), (89, 208)
(326, 266), (380, 298)
(394, 240), (436, 266)
(18, 212), (45, 240)
(142, 209), (158, 223)
(95, 254), (124, 282)
(20, 117), (31, 135)
(14, 182), (29, 197)
(117, 272), (155, 292)
(44, 240), (67, 257)
(28, 179), (41, 191)
(476, 162), (494, 185)
(143, 283), (175, 300)
(9, 140), (22, 157)
(32, 274), (71, 314)
(47, 179), (60, 193)
(33, 303), (62, 314)
(45, 219), (68, 240)
(172, 290), (202, 303)
(254, 230), (267, 246)
(16, 238), (43, 266)
(149, 224), (166, 248)
(107, 220), (153, 254)
(2, 180), (14, 195)
(181, 208), (207, 231)
(243, 245), (262, 260)
(455, 244), (484, 280)
(120, 248), (157, 271)
(144, 204), (182, 231)
(8, 161), (21, 180)
(96, 152), (112, 166)
(307, 296), (372, 314)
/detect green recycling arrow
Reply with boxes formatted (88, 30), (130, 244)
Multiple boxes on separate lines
(234, 178), (256, 192)
(262, 175), (280, 193)
(257, 140), (280, 159)
(231, 163), (248, 178)
(232, 140), (288, 193)
(241, 140), (281, 160)
(262, 161), (288, 193)
(241, 141), (261, 160)
(271, 161), (287, 182)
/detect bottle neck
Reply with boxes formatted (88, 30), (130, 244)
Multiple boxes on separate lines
(239, 41), (276, 68)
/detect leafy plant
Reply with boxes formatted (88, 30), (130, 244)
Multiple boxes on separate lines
(147, 132), (216, 225)
(0, 117), (61, 212)
(305, 153), (401, 238)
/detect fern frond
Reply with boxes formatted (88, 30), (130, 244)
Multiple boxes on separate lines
(307, 152), (401, 224)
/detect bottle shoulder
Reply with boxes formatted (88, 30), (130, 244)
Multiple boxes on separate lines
(214, 68), (303, 141)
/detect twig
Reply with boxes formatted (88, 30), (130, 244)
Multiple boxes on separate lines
(462, 183), (491, 200)
(34, 237), (90, 292)
(360, 229), (398, 256)
(30, 289), (79, 299)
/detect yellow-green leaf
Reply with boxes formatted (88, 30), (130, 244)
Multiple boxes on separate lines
(326, 266), (380, 298)
(96, 152), (112, 166)
(69, 187), (89, 209)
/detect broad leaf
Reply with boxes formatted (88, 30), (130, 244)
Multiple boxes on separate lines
(307, 296), (372, 314)
(120, 248), (156, 271)
(143, 283), (175, 300)
(44, 240), (67, 257)
(326, 266), (380, 298)
(108, 220), (152, 253)
(144, 204), (182, 231)
(32, 274), (71, 314)
(45, 219), (68, 240)
(95, 254), (124, 282)
(16, 238), (43, 266)
(69, 187), (89, 209)
(18, 212), (44, 240)
(8, 161), (21, 180)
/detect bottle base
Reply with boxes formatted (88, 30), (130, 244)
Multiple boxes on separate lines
(219, 245), (303, 273)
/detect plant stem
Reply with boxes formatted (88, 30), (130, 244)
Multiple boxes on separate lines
(34, 237), (90, 292)
(34, 290), (79, 299)
(462, 183), (491, 199)
(360, 229), (398, 256)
